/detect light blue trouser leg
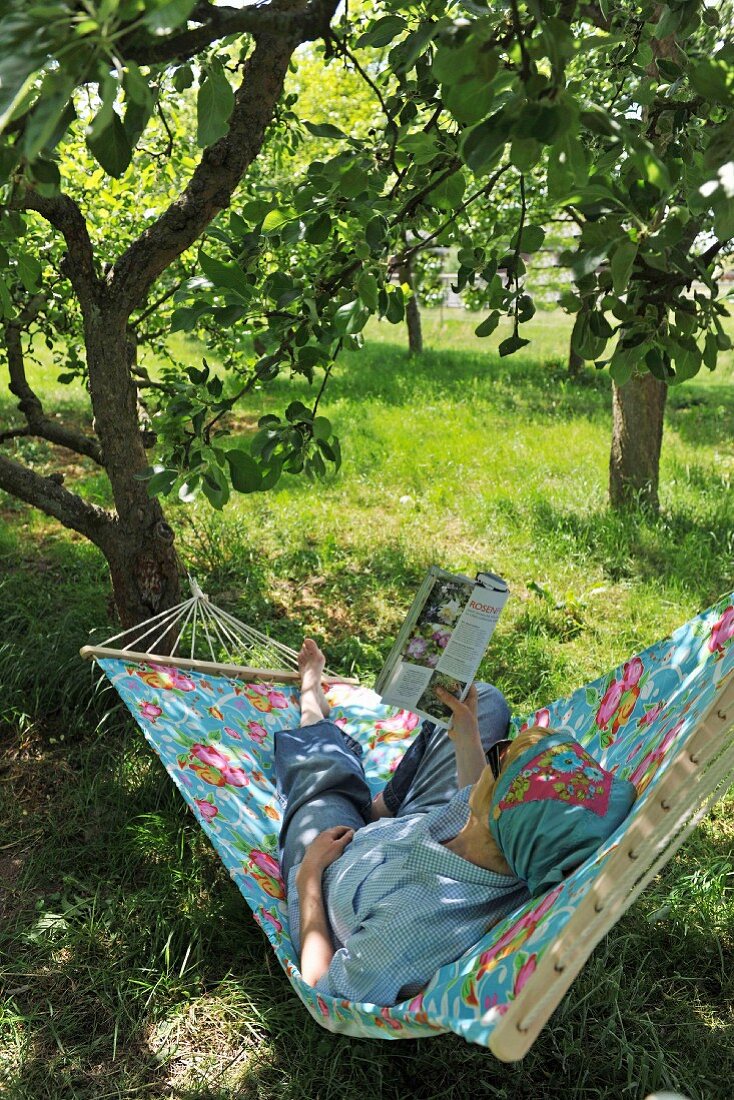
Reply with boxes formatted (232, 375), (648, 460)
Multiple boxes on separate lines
(392, 683), (511, 817)
(274, 720), (373, 885)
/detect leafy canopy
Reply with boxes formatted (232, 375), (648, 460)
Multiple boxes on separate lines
(0, 0), (732, 508)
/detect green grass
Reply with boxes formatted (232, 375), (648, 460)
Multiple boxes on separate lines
(1, 310), (733, 1099)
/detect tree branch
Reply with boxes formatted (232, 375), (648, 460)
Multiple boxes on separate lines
(5, 190), (100, 306)
(110, 1), (340, 314)
(0, 452), (115, 549)
(0, 427), (30, 444)
(3, 295), (104, 465)
(133, 273), (190, 326)
(120, 0), (337, 67)
(398, 164), (512, 264)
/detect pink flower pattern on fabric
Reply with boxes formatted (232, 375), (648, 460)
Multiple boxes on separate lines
(98, 588), (734, 1046)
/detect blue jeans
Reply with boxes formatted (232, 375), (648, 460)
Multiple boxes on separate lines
(274, 683), (511, 884)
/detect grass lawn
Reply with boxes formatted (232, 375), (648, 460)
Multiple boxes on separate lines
(1, 309), (733, 1099)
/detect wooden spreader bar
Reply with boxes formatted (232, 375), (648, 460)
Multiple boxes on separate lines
(80, 645), (360, 685)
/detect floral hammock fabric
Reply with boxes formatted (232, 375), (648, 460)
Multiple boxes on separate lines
(97, 592), (734, 1053)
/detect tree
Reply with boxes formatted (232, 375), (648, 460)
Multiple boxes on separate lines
(0, 0), (341, 626)
(1, 1), (733, 629)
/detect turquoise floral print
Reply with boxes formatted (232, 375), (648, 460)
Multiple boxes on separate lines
(99, 591), (734, 1048)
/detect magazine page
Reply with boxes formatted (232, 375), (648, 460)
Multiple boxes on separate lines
(377, 570), (508, 727)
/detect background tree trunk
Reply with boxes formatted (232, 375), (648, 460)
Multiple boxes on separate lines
(609, 373), (667, 511)
(568, 338), (583, 377)
(607, 6), (674, 514)
(397, 256), (423, 356)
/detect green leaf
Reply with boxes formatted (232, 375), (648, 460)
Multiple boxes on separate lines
(512, 225), (545, 253)
(16, 251), (41, 293)
(610, 241), (638, 295)
(312, 416), (331, 441)
(713, 194), (734, 240)
(558, 292), (582, 313)
(0, 277), (14, 320)
(356, 15), (406, 49)
(340, 165), (369, 199)
(305, 211), (332, 244)
(703, 332), (718, 370)
(198, 250), (251, 299)
(201, 465), (230, 509)
(609, 343), (637, 385)
(357, 271), (379, 311)
(123, 99), (152, 148)
(690, 60), (732, 104)
(197, 61), (234, 148)
(262, 209), (292, 233)
(171, 302), (210, 333)
(334, 299), (369, 335)
(394, 22), (439, 72)
(144, 0), (197, 33)
(427, 170), (466, 211)
(304, 121), (347, 139)
(227, 450), (263, 493)
(385, 287), (404, 324)
(285, 401), (311, 423)
(86, 112), (132, 178)
(260, 457), (284, 491)
(461, 110), (510, 174)
(510, 138), (542, 173)
(146, 468), (177, 498)
(241, 199), (272, 223)
(365, 215), (388, 249)
(475, 311), (500, 338)
(566, 245), (610, 280)
(123, 63), (152, 108)
(671, 339), (702, 383)
(654, 5), (681, 39)
(444, 77), (496, 126)
(173, 65), (194, 93)
(498, 334), (530, 357)
(20, 71), (75, 161)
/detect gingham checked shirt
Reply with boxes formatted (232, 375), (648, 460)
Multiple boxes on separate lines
(286, 787), (529, 1006)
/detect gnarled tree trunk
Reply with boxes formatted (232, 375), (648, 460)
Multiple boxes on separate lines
(85, 312), (181, 626)
(0, 11), (331, 633)
(396, 255), (423, 356)
(609, 373), (667, 511)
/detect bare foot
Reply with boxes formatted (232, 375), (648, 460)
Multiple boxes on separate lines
(298, 639), (331, 724)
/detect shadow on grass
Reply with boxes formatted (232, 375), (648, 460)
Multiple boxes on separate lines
(667, 380), (734, 448)
(260, 343), (614, 423)
(526, 497), (734, 607)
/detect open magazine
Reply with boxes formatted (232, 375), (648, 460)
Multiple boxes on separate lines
(375, 567), (509, 728)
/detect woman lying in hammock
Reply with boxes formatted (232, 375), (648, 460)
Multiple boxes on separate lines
(274, 639), (636, 1007)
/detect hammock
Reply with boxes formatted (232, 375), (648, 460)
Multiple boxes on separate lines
(81, 585), (734, 1060)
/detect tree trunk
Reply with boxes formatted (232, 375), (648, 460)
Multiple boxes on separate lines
(397, 256), (423, 356)
(568, 338), (583, 377)
(86, 310), (181, 628)
(607, 6), (673, 515)
(609, 373), (667, 511)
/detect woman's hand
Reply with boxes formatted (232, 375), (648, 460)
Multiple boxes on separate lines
(436, 683), (479, 741)
(298, 825), (355, 881)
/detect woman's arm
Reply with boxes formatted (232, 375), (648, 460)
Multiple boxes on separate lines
(295, 825), (354, 987)
(436, 684), (487, 788)
(295, 865), (336, 987)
